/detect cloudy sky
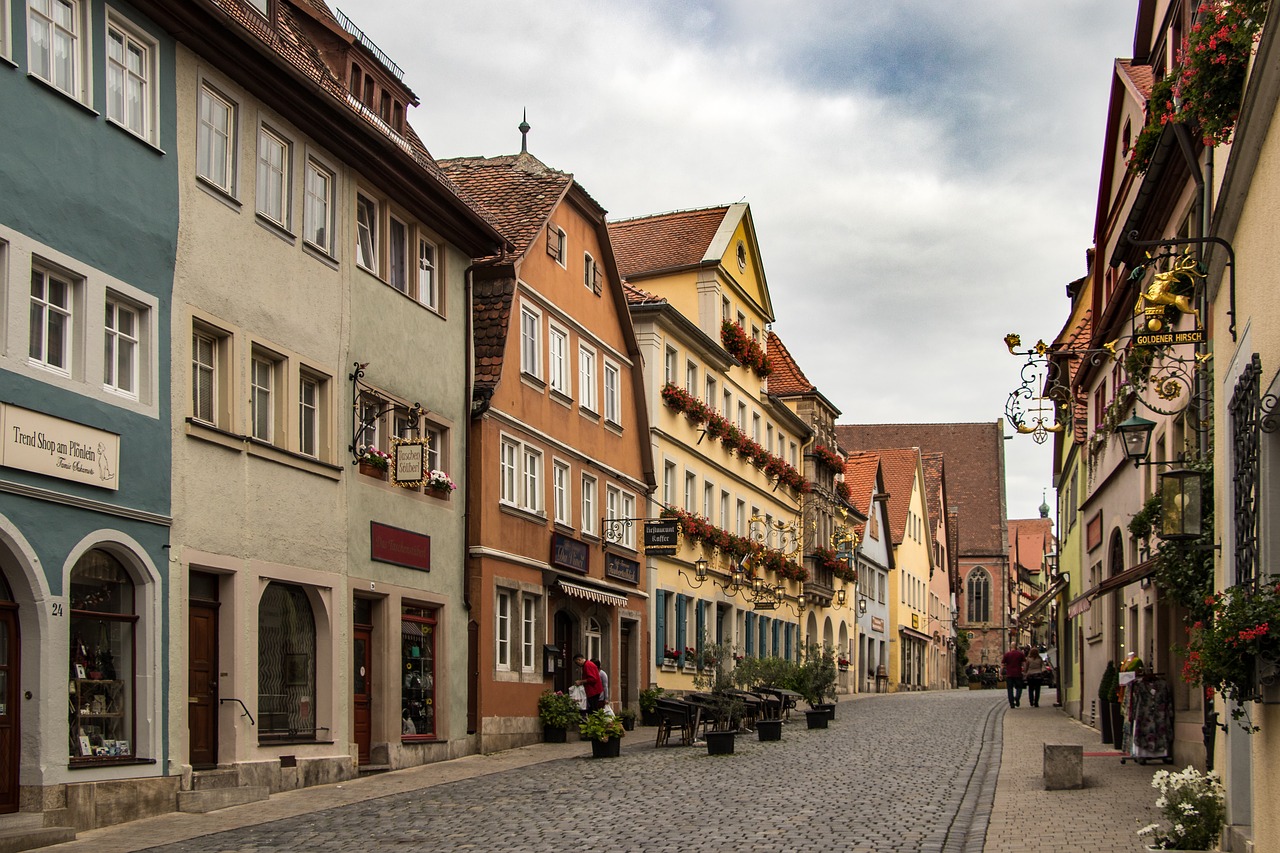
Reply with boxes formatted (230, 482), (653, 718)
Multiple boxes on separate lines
(353, 0), (1137, 523)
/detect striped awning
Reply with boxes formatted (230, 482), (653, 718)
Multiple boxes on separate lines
(558, 579), (629, 607)
(1017, 576), (1070, 624)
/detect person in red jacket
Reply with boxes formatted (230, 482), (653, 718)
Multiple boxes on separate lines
(1002, 645), (1027, 709)
(573, 653), (605, 711)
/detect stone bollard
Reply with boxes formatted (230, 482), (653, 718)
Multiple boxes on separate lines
(1043, 744), (1083, 790)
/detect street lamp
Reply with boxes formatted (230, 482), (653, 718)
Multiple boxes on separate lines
(1115, 414), (1156, 466)
(1159, 466), (1203, 541)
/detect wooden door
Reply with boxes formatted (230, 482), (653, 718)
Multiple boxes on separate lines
(553, 611), (574, 694)
(188, 602), (219, 768)
(0, 607), (18, 814)
(619, 623), (632, 707)
(353, 625), (372, 765)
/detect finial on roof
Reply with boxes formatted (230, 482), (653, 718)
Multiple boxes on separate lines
(519, 109), (530, 154)
(1039, 490), (1050, 519)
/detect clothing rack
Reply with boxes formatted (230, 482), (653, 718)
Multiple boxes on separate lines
(1119, 671), (1175, 765)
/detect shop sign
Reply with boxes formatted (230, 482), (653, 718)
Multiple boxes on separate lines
(605, 553), (639, 584)
(551, 533), (588, 574)
(911, 613), (919, 629)
(1135, 329), (1203, 347)
(370, 521), (430, 571)
(871, 616), (885, 633)
(1086, 511), (1103, 552)
(0, 404), (119, 490)
(643, 519), (680, 556)
(391, 437), (426, 486)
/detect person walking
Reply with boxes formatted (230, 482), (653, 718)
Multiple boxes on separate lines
(1002, 645), (1027, 709)
(592, 658), (610, 708)
(1023, 645), (1045, 707)
(573, 653), (605, 712)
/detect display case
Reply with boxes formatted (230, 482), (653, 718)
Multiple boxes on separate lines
(69, 678), (130, 758)
(401, 607), (436, 738)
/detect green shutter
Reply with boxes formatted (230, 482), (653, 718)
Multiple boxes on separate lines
(655, 590), (666, 660)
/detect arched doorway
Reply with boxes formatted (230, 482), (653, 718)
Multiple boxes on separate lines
(552, 610), (575, 694)
(1107, 530), (1126, 666)
(0, 572), (17, 814)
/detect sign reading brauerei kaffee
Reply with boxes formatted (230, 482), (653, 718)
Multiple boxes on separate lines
(0, 404), (119, 490)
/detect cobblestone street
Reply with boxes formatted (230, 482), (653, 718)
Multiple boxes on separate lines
(49, 690), (1170, 853)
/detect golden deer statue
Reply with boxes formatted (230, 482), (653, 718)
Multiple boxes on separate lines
(1134, 254), (1202, 325)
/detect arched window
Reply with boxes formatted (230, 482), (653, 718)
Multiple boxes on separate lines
(585, 617), (602, 663)
(69, 549), (136, 760)
(967, 568), (991, 623)
(258, 583), (316, 741)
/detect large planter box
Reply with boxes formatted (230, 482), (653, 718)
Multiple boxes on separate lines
(805, 709), (829, 730)
(543, 725), (566, 743)
(590, 738), (621, 758)
(705, 731), (736, 755)
(756, 719), (783, 742)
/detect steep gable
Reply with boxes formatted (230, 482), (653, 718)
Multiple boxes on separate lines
(609, 206), (730, 279)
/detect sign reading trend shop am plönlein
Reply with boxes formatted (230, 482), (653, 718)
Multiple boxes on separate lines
(0, 404), (119, 490)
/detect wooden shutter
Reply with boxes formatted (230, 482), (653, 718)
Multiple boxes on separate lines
(695, 600), (706, 660)
(675, 594), (687, 664)
(654, 590), (666, 660)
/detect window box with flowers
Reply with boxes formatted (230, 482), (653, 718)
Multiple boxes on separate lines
(423, 469), (457, 498)
(1182, 576), (1280, 731)
(837, 657), (850, 672)
(811, 444), (843, 473)
(356, 446), (390, 479)
(662, 646), (679, 669)
(720, 321), (771, 378)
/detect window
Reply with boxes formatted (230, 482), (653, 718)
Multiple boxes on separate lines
(553, 460), (570, 525)
(546, 225), (565, 265)
(30, 266), (72, 373)
(583, 252), (600, 294)
(348, 64), (361, 96)
(249, 351), (277, 442)
(736, 500), (746, 536)
(685, 360), (698, 393)
(197, 84), (236, 193)
(388, 216), (408, 292)
(106, 15), (155, 142)
(723, 389), (732, 419)
(662, 461), (676, 506)
(737, 402), (746, 430)
(248, 0), (269, 13)
(721, 296), (731, 324)
(495, 590), (511, 671)
(618, 489), (636, 548)
(520, 306), (541, 378)
(258, 582), (317, 741)
(68, 549), (136, 761)
(521, 596), (537, 670)
(752, 413), (761, 442)
(705, 376), (717, 407)
(401, 604), (436, 738)
(104, 295), (138, 397)
(549, 326), (569, 396)
(966, 568), (991, 623)
(766, 424), (774, 452)
(579, 345), (597, 412)
(720, 491), (729, 529)
(422, 423), (442, 473)
(417, 238), (438, 309)
(355, 194), (377, 272)
(684, 472), (696, 512)
(603, 360), (620, 424)
(255, 126), (290, 226)
(499, 439), (518, 504)
(1093, 382), (1107, 428)
(29, 0), (84, 100)
(703, 481), (713, 518)
(298, 372), (319, 458)
(581, 475), (597, 535)
(303, 158), (333, 253)
(664, 347), (677, 386)
(191, 329), (217, 425)
(522, 446), (542, 511)
(606, 485), (620, 536)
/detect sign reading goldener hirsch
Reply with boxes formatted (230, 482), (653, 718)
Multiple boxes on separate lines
(0, 404), (120, 490)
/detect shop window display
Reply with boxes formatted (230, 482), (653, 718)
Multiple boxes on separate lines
(401, 605), (436, 738)
(68, 549), (135, 761)
(258, 583), (317, 740)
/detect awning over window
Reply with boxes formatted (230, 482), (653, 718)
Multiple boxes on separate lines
(899, 625), (932, 642)
(558, 579), (629, 607)
(1065, 559), (1157, 619)
(1017, 575), (1070, 624)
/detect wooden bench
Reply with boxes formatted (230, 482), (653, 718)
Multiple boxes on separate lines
(654, 698), (695, 746)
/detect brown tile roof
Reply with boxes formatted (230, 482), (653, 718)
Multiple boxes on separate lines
(471, 275), (517, 398)
(842, 452), (881, 520)
(1008, 518), (1054, 573)
(921, 452), (945, 536)
(835, 423), (1006, 556)
(623, 281), (666, 305)
(870, 447), (922, 546)
(1118, 59), (1154, 100)
(766, 332), (815, 395)
(437, 154), (572, 261)
(608, 206), (730, 279)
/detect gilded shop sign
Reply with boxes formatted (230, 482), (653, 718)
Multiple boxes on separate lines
(0, 404), (119, 490)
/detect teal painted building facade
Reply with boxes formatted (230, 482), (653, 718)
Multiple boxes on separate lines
(0, 0), (176, 824)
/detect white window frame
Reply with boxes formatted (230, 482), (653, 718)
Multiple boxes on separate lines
(620, 491), (636, 548)
(28, 0), (87, 102)
(521, 596), (537, 671)
(255, 124), (291, 227)
(605, 485), (620, 536)
(521, 445), (542, 512)
(103, 293), (139, 399)
(581, 474), (597, 536)
(664, 346), (677, 386)
(197, 82), (236, 194)
(578, 344), (597, 413)
(552, 459), (570, 525)
(303, 156), (334, 255)
(583, 252), (596, 291)
(423, 423), (443, 473)
(29, 265), (74, 375)
(105, 11), (157, 144)
(684, 471), (697, 512)
(705, 376), (717, 407)
(249, 349), (277, 443)
(603, 359), (620, 425)
(298, 371), (320, 459)
(417, 236), (438, 310)
(546, 225), (566, 266)
(191, 327), (218, 426)
(499, 438), (518, 505)
(662, 461), (676, 506)
(548, 324), (569, 396)
(520, 304), (541, 379)
(495, 589), (511, 671)
(685, 360), (698, 393)
(388, 214), (409, 293)
(703, 481), (713, 519)
(355, 193), (378, 273)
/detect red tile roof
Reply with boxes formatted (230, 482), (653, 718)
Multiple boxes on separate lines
(848, 447), (920, 546)
(921, 452), (945, 537)
(470, 274), (518, 398)
(1008, 518), (1054, 573)
(1118, 59), (1154, 100)
(608, 206), (730, 279)
(437, 154), (573, 262)
(766, 332), (815, 395)
(842, 452), (880, 520)
(623, 281), (666, 305)
(835, 423), (1006, 556)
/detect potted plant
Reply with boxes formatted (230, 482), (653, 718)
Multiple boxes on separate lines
(579, 708), (624, 758)
(537, 689), (578, 743)
(638, 686), (664, 726)
(793, 644), (838, 727)
(617, 707), (636, 731)
(424, 469), (457, 496)
(1136, 765), (1225, 850)
(1182, 577), (1280, 731)
(693, 642), (744, 754)
(356, 445), (390, 478)
(1098, 661), (1118, 745)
